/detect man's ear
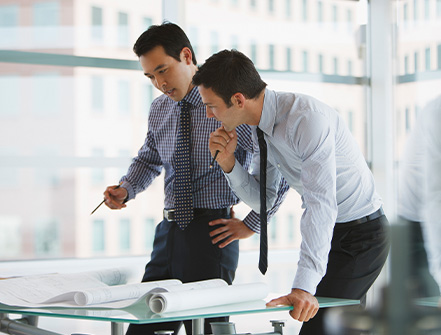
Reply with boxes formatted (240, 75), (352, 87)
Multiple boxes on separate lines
(231, 93), (246, 108)
(181, 47), (193, 65)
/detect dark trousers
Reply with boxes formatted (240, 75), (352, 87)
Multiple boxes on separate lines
(126, 208), (239, 335)
(299, 214), (390, 335)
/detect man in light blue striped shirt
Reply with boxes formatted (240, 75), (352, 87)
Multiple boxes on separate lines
(194, 49), (390, 335)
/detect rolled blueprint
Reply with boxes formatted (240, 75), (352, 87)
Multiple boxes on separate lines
(149, 282), (269, 314)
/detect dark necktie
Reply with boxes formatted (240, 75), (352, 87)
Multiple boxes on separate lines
(175, 100), (194, 230)
(257, 127), (268, 275)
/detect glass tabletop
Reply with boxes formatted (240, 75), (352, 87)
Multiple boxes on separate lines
(0, 297), (359, 324)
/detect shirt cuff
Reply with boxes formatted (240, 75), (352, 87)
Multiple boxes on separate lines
(292, 266), (324, 295)
(120, 180), (135, 202)
(224, 159), (249, 189)
(243, 211), (261, 234)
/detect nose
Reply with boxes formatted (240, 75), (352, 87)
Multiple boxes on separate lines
(154, 77), (166, 90)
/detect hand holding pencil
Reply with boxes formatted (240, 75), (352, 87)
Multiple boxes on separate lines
(208, 126), (238, 173)
(91, 182), (127, 214)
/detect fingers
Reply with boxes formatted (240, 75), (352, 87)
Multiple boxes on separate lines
(266, 291), (319, 323)
(209, 223), (233, 246)
(209, 130), (232, 154)
(290, 300), (318, 322)
(103, 186), (127, 210)
(266, 296), (290, 307)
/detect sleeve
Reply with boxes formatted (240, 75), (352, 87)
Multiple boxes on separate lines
(242, 178), (290, 233)
(291, 113), (338, 295)
(120, 125), (163, 202)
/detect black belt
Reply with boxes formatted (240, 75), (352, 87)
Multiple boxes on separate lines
(338, 207), (384, 226)
(163, 208), (231, 222)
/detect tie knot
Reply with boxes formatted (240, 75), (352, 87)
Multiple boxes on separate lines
(178, 100), (191, 111)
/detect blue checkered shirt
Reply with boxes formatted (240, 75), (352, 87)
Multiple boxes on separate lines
(121, 86), (288, 232)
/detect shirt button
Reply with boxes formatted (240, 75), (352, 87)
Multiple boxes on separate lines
(277, 164), (281, 168)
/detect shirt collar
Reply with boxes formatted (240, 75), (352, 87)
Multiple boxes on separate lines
(258, 88), (277, 137)
(179, 86), (203, 108)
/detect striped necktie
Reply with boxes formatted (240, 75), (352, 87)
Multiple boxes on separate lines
(257, 127), (268, 275)
(175, 100), (194, 230)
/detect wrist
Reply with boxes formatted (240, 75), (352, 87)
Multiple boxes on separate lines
(220, 156), (235, 173)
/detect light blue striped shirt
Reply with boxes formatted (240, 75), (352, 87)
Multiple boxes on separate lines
(226, 89), (382, 294)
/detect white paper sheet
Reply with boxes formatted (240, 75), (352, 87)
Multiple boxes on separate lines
(148, 282), (269, 314)
(0, 268), (180, 308)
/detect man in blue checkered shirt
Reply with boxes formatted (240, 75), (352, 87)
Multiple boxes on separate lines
(102, 23), (288, 335)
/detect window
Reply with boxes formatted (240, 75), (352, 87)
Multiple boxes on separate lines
(286, 0), (292, 19)
(0, 216), (21, 258)
(318, 54), (324, 73)
(145, 218), (155, 249)
(91, 6), (103, 40)
(91, 148), (105, 184)
(35, 219), (60, 256)
(317, 1), (323, 23)
(333, 57), (339, 74)
(250, 42), (257, 64)
(210, 31), (219, 54)
(414, 51), (419, 72)
(438, 44), (441, 69)
(0, 75), (19, 116)
(92, 219), (105, 252)
(119, 219), (131, 251)
(425, 0), (430, 20)
(231, 35), (239, 50)
(269, 44), (275, 70)
(403, 3), (409, 23)
(268, 0), (275, 14)
(32, 73), (60, 116)
(404, 55), (409, 74)
(189, 26), (199, 55)
(0, 5), (18, 45)
(347, 60), (353, 76)
(33, 1), (59, 44)
(91, 76), (104, 112)
(118, 12), (129, 47)
(302, 50), (309, 72)
(118, 80), (130, 114)
(302, 0), (308, 21)
(414, 0), (419, 21)
(143, 17), (152, 29)
(425, 47), (431, 70)
(286, 47), (292, 71)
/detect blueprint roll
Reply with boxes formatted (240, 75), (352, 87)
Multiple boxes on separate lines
(149, 282), (269, 314)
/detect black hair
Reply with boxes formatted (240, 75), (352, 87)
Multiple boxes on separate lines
(133, 22), (197, 65)
(192, 49), (266, 106)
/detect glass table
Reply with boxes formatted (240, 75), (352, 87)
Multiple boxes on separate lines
(0, 297), (359, 335)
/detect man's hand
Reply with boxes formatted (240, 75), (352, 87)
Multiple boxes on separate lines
(208, 127), (237, 173)
(266, 288), (319, 322)
(103, 185), (128, 210)
(209, 208), (254, 248)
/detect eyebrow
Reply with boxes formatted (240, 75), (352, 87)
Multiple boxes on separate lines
(144, 64), (166, 76)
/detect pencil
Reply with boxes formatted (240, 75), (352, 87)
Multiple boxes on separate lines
(210, 150), (220, 168)
(90, 182), (122, 215)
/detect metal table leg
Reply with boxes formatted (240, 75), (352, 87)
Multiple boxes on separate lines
(192, 318), (204, 335)
(111, 322), (124, 335)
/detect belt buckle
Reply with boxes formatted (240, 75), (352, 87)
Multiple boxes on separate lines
(163, 209), (175, 221)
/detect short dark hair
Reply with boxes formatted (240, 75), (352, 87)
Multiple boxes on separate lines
(192, 49), (266, 107)
(133, 22), (197, 65)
